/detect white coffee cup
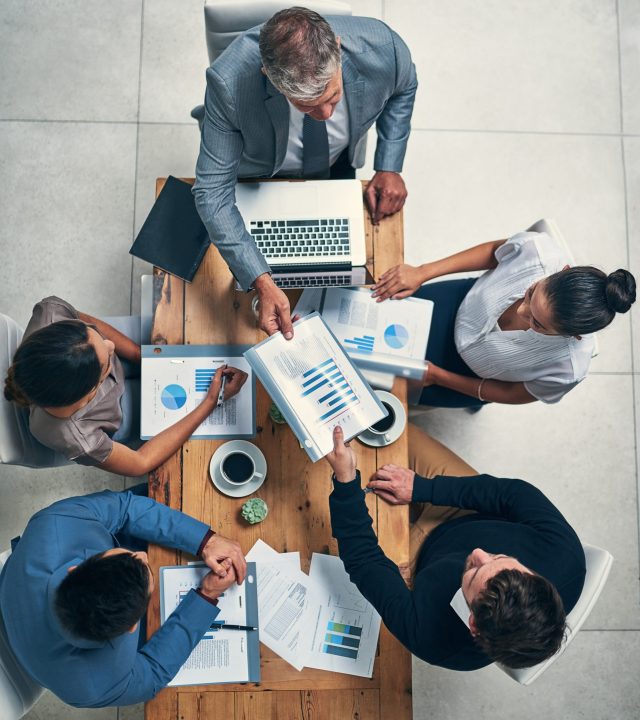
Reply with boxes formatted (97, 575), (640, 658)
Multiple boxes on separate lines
(220, 450), (264, 486)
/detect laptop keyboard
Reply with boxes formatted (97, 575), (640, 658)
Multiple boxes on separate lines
(274, 274), (354, 288)
(249, 218), (351, 259)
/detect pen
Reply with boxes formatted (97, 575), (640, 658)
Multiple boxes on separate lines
(216, 365), (227, 408)
(210, 623), (258, 631)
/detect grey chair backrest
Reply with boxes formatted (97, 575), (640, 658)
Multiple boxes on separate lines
(0, 550), (44, 719)
(203, 0), (352, 64)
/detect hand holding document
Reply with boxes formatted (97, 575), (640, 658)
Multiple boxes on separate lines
(244, 314), (386, 461)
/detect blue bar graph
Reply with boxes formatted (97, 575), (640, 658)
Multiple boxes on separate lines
(300, 358), (360, 424)
(343, 334), (375, 353)
(321, 619), (362, 660)
(322, 643), (358, 659)
(194, 368), (216, 392)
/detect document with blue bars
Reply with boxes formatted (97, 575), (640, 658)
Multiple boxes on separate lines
(244, 313), (386, 461)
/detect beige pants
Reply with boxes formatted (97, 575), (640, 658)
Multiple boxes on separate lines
(405, 424), (478, 581)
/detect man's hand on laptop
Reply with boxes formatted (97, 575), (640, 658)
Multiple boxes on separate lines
(254, 273), (294, 339)
(364, 171), (408, 226)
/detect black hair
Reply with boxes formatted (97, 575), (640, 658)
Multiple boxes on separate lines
(4, 320), (101, 407)
(55, 551), (150, 643)
(470, 569), (566, 669)
(544, 267), (636, 335)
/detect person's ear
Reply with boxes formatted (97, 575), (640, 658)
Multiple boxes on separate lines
(261, 66), (266, 76)
(67, 565), (77, 573)
(336, 36), (341, 49)
(128, 622), (139, 634)
(562, 264), (570, 271)
(468, 614), (479, 637)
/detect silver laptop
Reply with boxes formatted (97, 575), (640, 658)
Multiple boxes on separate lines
(235, 179), (373, 289)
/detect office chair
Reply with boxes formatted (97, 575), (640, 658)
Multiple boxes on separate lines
(0, 549), (44, 719)
(499, 543), (613, 685)
(191, 0), (352, 125)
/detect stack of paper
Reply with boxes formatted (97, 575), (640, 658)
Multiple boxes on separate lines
(246, 540), (381, 678)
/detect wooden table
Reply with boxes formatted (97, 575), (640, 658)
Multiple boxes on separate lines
(145, 179), (412, 720)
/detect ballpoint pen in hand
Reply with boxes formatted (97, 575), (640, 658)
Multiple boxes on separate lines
(216, 365), (228, 408)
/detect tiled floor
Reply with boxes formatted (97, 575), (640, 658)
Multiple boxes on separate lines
(1, 1), (638, 718)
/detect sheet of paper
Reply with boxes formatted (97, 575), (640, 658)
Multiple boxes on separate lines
(248, 314), (385, 459)
(141, 351), (254, 439)
(321, 287), (432, 361)
(293, 287), (324, 317)
(160, 565), (251, 685)
(304, 554), (381, 678)
(246, 538), (301, 572)
(246, 540), (314, 671)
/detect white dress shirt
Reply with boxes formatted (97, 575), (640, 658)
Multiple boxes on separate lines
(454, 232), (595, 403)
(278, 95), (350, 176)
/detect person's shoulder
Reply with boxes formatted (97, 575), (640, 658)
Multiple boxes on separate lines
(330, 16), (398, 51)
(211, 26), (262, 82)
(23, 296), (78, 338)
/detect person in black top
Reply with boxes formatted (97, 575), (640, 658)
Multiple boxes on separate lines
(325, 424), (586, 670)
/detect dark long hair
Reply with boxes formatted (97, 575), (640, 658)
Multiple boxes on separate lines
(3, 320), (101, 408)
(545, 267), (636, 335)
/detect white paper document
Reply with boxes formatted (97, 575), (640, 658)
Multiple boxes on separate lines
(140, 345), (255, 439)
(245, 314), (386, 461)
(295, 287), (432, 362)
(304, 553), (381, 678)
(160, 564), (259, 685)
(246, 540), (312, 671)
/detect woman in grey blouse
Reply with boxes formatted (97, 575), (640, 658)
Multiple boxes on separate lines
(372, 232), (635, 407)
(4, 297), (248, 475)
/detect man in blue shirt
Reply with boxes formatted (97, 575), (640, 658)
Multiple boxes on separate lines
(0, 487), (246, 707)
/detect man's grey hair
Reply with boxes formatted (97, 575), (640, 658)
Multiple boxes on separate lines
(259, 7), (341, 102)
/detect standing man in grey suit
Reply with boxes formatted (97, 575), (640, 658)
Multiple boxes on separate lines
(193, 7), (417, 338)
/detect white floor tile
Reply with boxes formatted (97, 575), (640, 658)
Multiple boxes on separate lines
(624, 137), (640, 371)
(139, 0), (210, 124)
(0, 0), (141, 122)
(620, 0), (640, 134)
(24, 690), (117, 720)
(386, 0), (621, 133)
(412, 631), (640, 720)
(413, 373), (638, 630)
(0, 122), (137, 327)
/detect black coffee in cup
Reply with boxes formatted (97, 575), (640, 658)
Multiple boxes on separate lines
(222, 452), (255, 484)
(371, 402), (396, 433)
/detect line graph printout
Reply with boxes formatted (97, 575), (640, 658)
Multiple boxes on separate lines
(141, 345), (255, 439)
(245, 314), (385, 461)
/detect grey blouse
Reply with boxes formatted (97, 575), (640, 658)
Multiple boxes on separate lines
(25, 297), (125, 466)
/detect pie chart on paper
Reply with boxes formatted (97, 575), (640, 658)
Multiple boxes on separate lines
(384, 323), (409, 350)
(161, 384), (188, 410)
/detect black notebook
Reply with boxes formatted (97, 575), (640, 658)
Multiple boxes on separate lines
(130, 176), (209, 282)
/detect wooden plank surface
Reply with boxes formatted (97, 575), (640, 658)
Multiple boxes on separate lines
(146, 178), (412, 720)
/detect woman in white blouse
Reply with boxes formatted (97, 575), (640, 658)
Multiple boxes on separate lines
(372, 231), (636, 407)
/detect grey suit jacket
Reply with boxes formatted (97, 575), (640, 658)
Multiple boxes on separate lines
(193, 16), (418, 290)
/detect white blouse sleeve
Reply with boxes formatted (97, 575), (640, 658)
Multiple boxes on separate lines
(524, 376), (582, 404)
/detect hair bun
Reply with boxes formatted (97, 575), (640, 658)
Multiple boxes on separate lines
(605, 269), (636, 314)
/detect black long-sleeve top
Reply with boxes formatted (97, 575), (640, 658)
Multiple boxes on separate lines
(329, 473), (586, 671)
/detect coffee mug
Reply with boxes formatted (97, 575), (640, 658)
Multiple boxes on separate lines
(221, 451), (263, 486)
(367, 401), (397, 443)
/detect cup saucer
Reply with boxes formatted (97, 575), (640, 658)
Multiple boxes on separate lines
(209, 440), (267, 498)
(357, 390), (407, 448)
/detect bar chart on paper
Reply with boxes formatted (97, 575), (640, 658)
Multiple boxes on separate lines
(300, 358), (360, 424)
(323, 620), (362, 659)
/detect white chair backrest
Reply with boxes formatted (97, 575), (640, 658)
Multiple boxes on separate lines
(526, 218), (599, 358)
(0, 550), (44, 719)
(0, 313), (71, 468)
(203, 0), (352, 64)
(499, 543), (613, 685)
